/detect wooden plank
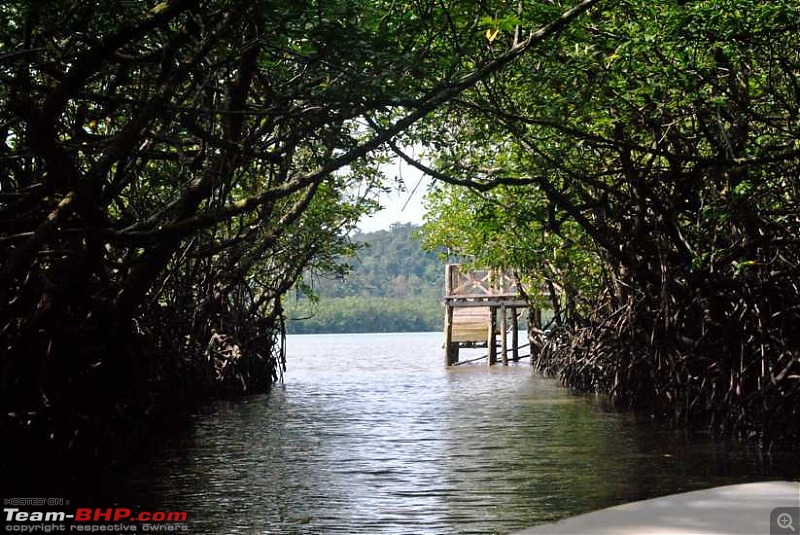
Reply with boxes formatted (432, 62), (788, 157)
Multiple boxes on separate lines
(444, 297), (528, 307)
(451, 306), (490, 342)
(453, 307), (492, 320)
(452, 328), (489, 343)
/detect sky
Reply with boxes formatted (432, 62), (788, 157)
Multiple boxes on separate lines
(356, 159), (431, 233)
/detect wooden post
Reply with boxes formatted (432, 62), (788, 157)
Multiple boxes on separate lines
(445, 264), (455, 296)
(500, 304), (508, 365)
(511, 308), (519, 361)
(444, 302), (457, 366)
(487, 306), (497, 365)
(444, 264), (457, 366)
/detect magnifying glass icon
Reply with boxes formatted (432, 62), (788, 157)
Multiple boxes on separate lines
(778, 512), (796, 532)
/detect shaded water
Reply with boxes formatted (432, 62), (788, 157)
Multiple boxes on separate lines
(125, 332), (796, 534)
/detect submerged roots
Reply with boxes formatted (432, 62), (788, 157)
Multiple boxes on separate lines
(534, 282), (800, 446)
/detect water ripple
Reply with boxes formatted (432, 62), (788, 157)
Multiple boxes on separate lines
(125, 333), (799, 534)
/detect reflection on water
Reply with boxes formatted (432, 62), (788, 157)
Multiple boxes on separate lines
(126, 333), (797, 534)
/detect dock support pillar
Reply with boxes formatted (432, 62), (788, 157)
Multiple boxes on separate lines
(500, 305), (508, 365)
(444, 303), (458, 366)
(487, 306), (497, 365)
(511, 309), (519, 361)
(444, 264), (459, 366)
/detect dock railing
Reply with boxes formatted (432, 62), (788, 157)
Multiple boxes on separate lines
(443, 264), (531, 366)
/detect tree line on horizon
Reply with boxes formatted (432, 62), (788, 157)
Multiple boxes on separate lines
(286, 223), (445, 334)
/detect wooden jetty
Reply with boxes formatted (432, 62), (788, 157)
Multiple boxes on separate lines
(443, 264), (530, 366)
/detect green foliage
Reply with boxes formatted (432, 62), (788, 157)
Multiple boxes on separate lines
(286, 223), (445, 333)
(287, 296), (442, 334)
(325, 223), (444, 298)
(420, 0), (800, 442)
(421, 182), (602, 314)
(0, 0), (600, 463)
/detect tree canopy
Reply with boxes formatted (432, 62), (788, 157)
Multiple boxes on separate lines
(0, 0), (600, 463)
(419, 0), (800, 443)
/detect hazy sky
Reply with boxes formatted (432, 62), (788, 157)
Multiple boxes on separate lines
(357, 160), (431, 233)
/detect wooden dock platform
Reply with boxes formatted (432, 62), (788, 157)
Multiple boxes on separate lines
(443, 264), (531, 366)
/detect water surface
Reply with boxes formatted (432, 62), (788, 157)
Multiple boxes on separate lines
(126, 332), (797, 534)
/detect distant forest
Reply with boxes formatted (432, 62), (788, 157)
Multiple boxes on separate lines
(285, 223), (445, 333)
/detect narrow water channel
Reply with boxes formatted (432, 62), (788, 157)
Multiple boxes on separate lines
(123, 332), (797, 534)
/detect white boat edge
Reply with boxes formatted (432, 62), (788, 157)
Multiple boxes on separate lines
(511, 481), (800, 535)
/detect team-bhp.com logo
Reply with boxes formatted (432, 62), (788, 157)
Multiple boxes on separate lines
(4, 504), (188, 532)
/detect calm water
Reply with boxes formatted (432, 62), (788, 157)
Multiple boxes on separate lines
(122, 332), (796, 534)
